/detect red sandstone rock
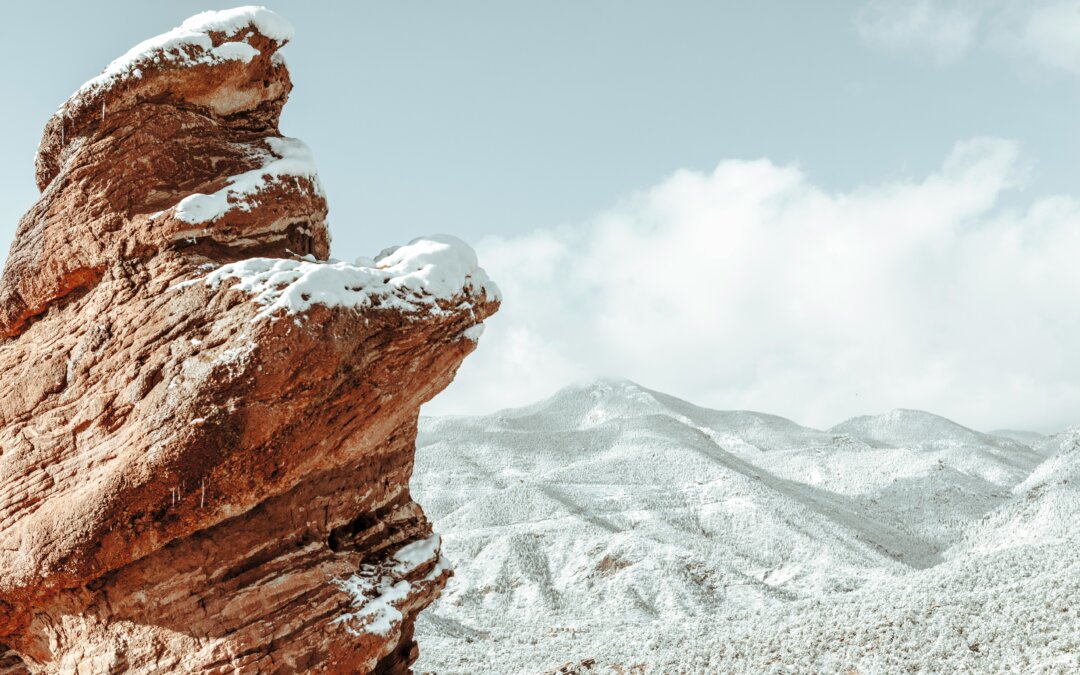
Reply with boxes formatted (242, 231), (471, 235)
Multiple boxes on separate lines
(0, 8), (498, 673)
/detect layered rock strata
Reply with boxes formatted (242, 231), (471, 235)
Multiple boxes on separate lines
(0, 8), (498, 673)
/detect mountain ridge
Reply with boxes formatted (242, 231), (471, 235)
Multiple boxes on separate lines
(412, 378), (1075, 673)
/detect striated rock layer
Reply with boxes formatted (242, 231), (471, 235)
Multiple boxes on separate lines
(0, 7), (498, 673)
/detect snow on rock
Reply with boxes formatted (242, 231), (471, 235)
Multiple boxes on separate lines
(336, 577), (411, 638)
(462, 323), (486, 341)
(0, 6), (497, 673)
(335, 537), (449, 638)
(174, 136), (324, 224)
(392, 534), (443, 574)
(9, 1), (332, 339)
(191, 235), (500, 321)
(64, 6), (292, 110)
(181, 6), (294, 41)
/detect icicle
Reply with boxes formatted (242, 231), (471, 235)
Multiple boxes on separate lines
(200, 479), (206, 509)
(101, 100), (105, 123)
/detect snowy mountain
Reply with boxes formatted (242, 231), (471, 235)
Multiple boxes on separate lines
(411, 379), (1077, 673)
(829, 408), (1045, 484)
(988, 428), (1048, 446)
(833, 408), (1022, 449)
(948, 426), (1080, 557)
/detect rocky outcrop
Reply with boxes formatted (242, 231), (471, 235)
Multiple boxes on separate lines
(0, 8), (498, 673)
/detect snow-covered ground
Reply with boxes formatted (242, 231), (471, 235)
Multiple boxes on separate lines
(411, 379), (1079, 674)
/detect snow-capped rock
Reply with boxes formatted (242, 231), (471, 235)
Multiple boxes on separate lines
(0, 8), (497, 674)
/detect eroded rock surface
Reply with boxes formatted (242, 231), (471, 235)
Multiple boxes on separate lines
(0, 8), (497, 673)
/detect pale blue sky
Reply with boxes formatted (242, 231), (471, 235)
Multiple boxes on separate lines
(3, 2), (1080, 432)
(2, 1), (1079, 260)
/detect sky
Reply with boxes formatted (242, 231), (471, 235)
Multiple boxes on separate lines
(1, 1), (1079, 432)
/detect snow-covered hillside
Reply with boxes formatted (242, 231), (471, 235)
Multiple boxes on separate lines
(412, 379), (1078, 674)
(949, 426), (1080, 557)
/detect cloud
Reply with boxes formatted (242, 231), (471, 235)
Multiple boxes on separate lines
(1021, 1), (1080, 74)
(854, 0), (982, 64)
(855, 0), (1080, 77)
(427, 138), (1080, 433)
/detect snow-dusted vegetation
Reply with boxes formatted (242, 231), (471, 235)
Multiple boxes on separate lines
(411, 379), (1079, 673)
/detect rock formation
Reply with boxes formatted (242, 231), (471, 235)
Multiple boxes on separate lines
(0, 7), (498, 673)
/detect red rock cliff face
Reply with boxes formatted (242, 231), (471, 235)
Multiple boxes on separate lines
(0, 8), (498, 673)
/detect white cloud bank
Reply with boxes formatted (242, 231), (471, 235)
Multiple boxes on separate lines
(856, 0), (1080, 76)
(428, 138), (1080, 433)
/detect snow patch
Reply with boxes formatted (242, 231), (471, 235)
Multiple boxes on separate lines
(182, 235), (499, 322)
(333, 539), (448, 637)
(173, 136), (323, 224)
(181, 6), (294, 41)
(62, 6), (292, 111)
(208, 41), (261, 63)
(463, 323), (485, 342)
(335, 576), (410, 637)
(392, 534), (442, 574)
